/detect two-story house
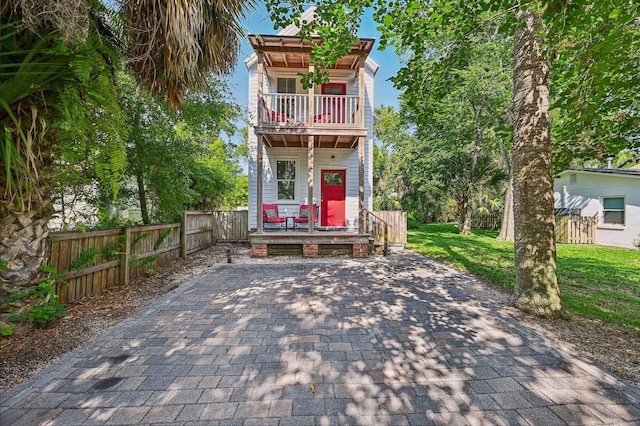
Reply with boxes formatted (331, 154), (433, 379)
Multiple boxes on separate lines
(245, 8), (379, 257)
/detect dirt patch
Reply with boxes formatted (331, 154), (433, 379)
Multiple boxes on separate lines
(1, 246), (638, 395)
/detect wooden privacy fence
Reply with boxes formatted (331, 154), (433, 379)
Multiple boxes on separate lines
(472, 214), (501, 230)
(555, 216), (596, 244)
(371, 210), (407, 246)
(48, 210), (248, 303)
(213, 210), (249, 242)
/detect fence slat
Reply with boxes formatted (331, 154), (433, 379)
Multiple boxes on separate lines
(372, 211), (407, 246)
(555, 216), (595, 244)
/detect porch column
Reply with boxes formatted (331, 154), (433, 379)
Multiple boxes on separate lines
(358, 54), (366, 126)
(257, 135), (264, 234)
(358, 55), (366, 233)
(256, 52), (265, 234)
(308, 135), (315, 233)
(308, 64), (315, 126)
(358, 136), (365, 234)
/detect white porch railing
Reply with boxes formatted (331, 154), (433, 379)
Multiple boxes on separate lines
(261, 94), (361, 126)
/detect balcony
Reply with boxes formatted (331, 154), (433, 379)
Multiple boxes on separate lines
(261, 93), (362, 127)
(256, 93), (367, 148)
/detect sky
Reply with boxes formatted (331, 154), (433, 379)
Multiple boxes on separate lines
(229, 3), (402, 114)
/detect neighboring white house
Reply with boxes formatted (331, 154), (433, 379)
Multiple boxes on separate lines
(554, 168), (640, 249)
(244, 7), (378, 233)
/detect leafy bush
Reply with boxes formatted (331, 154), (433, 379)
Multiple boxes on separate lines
(9, 267), (66, 327)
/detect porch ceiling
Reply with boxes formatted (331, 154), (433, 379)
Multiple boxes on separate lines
(249, 35), (375, 70)
(263, 133), (360, 149)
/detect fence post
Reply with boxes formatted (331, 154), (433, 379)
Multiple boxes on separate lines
(181, 211), (187, 258)
(211, 211), (217, 245)
(120, 227), (131, 287)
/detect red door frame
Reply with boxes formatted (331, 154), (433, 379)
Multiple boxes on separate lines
(321, 83), (346, 123)
(321, 169), (346, 227)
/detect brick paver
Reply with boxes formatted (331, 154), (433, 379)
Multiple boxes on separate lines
(1, 249), (639, 425)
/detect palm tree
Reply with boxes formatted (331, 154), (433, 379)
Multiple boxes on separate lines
(1, 0), (253, 290)
(511, 9), (563, 317)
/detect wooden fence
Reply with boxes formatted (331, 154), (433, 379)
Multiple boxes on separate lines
(213, 210), (249, 242)
(472, 214), (501, 230)
(371, 210), (407, 246)
(48, 210), (248, 303)
(555, 216), (596, 244)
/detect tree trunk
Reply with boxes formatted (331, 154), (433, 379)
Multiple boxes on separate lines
(457, 193), (472, 235)
(461, 195), (473, 235)
(0, 204), (51, 293)
(136, 172), (150, 224)
(498, 171), (515, 241)
(497, 136), (514, 241)
(512, 9), (564, 318)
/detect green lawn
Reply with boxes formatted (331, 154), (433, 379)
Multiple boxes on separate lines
(408, 223), (640, 331)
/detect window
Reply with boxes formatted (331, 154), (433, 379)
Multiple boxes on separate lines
(602, 197), (625, 225)
(277, 78), (296, 94)
(276, 160), (296, 200)
(323, 172), (343, 185)
(276, 78), (296, 119)
(569, 173), (577, 184)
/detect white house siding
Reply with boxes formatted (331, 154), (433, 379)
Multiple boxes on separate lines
(554, 172), (640, 249)
(246, 64), (376, 231)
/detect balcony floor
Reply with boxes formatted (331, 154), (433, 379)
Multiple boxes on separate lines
(259, 133), (364, 149)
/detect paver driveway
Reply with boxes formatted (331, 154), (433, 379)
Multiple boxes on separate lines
(1, 250), (639, 425)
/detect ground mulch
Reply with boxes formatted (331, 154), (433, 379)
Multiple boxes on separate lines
(1, 246), (638, 395)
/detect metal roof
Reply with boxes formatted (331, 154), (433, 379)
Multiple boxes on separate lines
(558, 168), (640, 178)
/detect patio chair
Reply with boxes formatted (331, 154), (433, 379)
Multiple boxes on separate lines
(293, 204), (318, 230)
(262, 203), (286, 229)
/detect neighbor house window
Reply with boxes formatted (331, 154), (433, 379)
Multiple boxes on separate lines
(276, 160), (296, 200)
(602, 197), (625, 225)
(569, 173), (577, 184)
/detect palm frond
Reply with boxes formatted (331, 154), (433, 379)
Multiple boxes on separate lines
(124, 0), (254, 108)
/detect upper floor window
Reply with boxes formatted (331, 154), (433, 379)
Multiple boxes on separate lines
(276, 160), (296, 200)
(569, 173), (577, 184)
(277, 78), (297, 94)
(602, 197), (625, 225)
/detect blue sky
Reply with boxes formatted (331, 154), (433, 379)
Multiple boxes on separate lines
(229, 3), (402, 113)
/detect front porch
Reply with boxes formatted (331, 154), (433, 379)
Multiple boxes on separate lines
(249, 230), (371, 258)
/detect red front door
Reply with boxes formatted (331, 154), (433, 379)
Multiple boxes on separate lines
(321, 170), (346, 227)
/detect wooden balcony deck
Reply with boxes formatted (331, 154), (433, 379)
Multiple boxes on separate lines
(255, 93), (367, 148)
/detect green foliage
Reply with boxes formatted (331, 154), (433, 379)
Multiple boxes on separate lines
(69, 246), (99, 271)
(131, 233), (151, 249)
(9, 268), (66, 327)
(0, 326), (13, 336)
(129, 254), (158, 274)
(113, 73), (245, 225)
(101, 235), (127, 261)
(154, 228), (173, 250)
(409, 223), (640, 331)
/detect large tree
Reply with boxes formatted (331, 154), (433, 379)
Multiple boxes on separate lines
(1, 0), (253, 289)
(265, 0), (638, 317)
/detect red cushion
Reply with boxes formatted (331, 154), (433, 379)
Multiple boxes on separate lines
(271, 111), (286, 122)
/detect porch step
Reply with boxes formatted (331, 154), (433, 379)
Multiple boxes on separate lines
(368, 238), (385, 255)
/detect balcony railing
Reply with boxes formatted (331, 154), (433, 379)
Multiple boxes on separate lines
(261, 94), (361, 127)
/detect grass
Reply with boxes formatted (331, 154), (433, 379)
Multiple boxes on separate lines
(408, 223), (640, 332)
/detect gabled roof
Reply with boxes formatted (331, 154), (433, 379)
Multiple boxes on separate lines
(244, 8), (379, 75)
(557, 168), (640, 179)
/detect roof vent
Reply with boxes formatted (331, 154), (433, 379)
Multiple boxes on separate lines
(607, 157), (613, 169)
